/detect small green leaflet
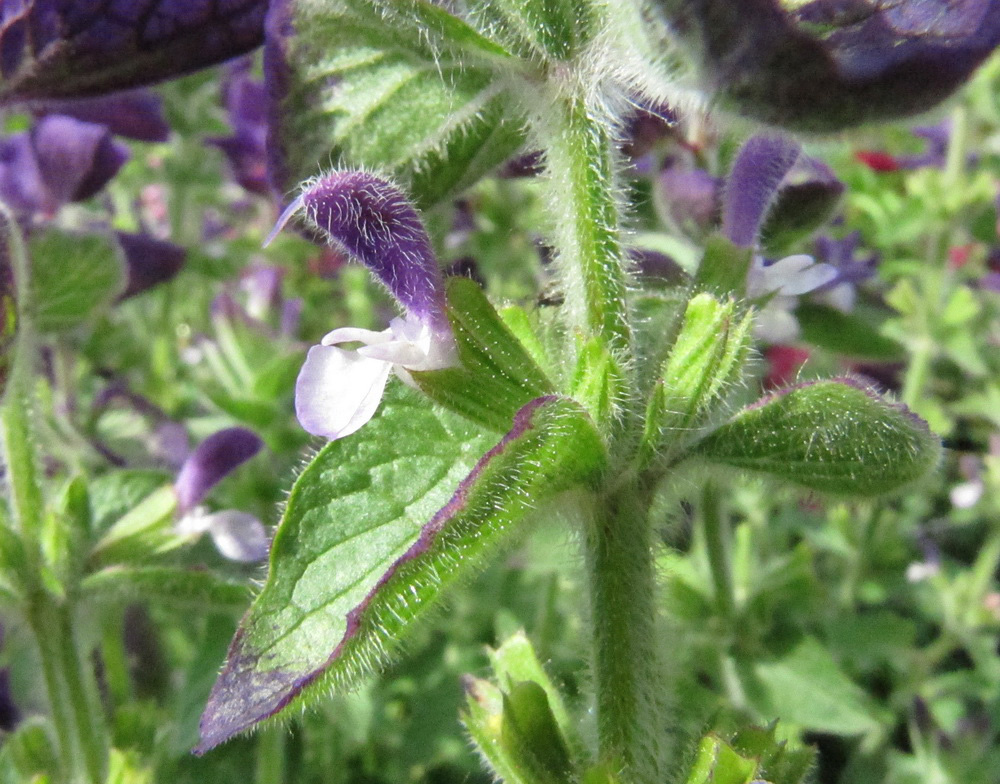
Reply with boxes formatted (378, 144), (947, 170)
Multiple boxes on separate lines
(197, 387), (604, 752)
(691, 378), (940, 496)
(269, 0), (526, 209)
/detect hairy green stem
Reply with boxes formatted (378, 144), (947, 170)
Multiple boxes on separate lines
(27, 594), (109, 784)
(701, 484), (735, 619)
(583, 482), (669, 782)
(1, 207), (108, 782)
(532, 90), (633, 362)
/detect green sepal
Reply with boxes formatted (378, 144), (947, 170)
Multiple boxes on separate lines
(695, 235), (753, 297)
(684, 735), (758, 784)
(412, 276), (555, 432)
(761, 181), (843, 255)
(501, 682), (575, 784)
(3, 718), (60, 782)
(196, 390), (604, 753)
(270, 0), (526, 209)
(47, 476), (92, 589)
(30, 229), (125, 332)
(463, 630), (581, 784)
(642, 293), (752, 463)
(727, 723), (815, 784)
(691, 378), (941, 496)
(569, 337), (624, 427)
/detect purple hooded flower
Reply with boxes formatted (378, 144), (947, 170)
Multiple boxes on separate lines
(116, 231), (186, 299)
(0, 1), (268, 104)
(658, 0), (1000, 131)
(174, 426), (263, 514)
(657, 159), (721, 234)
(34, 89), (170, 143)
(207, 68), (269, 195)
(722, 135), (801, 249)
(267, 171), (457, 440)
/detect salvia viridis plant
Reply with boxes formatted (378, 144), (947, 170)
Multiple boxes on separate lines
(0, 1), (999, 783)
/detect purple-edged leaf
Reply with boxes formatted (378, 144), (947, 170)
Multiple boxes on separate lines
(266, 0), (526, 208)
(691, 378), (940, 496)
(656, 0), (1000, 131)
(174, 427), (263, 514)
(0, 1), (267, 104)
(721, 135), (800, 249)
(196, 387), (604, 752)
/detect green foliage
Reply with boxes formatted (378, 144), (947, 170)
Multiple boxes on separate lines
(31, 229), (125, 332)
(270, 0), (526, 207)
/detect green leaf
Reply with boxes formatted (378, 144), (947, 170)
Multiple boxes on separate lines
(728, 724), (815, 784)
(412, 277), (555, 432)
(684, 735), (758, 784)
(31, 229), (125, 332)
(197, 390), (603, 752)
(80, 567), (251, 612)
(465, 0), (597, 60)
(87, 470), (172, 535)
(569, 337), (625, 427)
(270, 0), (526, 208)
(692, 378), (941, 496)
(88, 486), (181, 568)
(740, 637), (884, 736)
(796, 303), (904, 361)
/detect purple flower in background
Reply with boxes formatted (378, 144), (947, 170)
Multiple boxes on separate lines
(898, 121), (951, 170)
(116, 231), (186, 299)
(207, 67), (269, 195)
(0, 1), (268, 104)
(0, 115), (128, 215)
(174, 427), (263, 514)
(659, 0), (1000, 131)
(811, 231), (880, 311)
(33, 89), (170, 143)
(173, 427), (268, 562)
(656, 159), (720, 235)
(268, 171), (457, 440)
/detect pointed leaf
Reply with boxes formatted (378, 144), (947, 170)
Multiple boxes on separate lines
(267, 0), (526, 207)
(197, 390), (603, 752)
(684, 735), (757, 784)
(692, 378), (940, 496)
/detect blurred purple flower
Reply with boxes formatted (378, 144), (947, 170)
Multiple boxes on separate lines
(207, 69), (269, 195)
(116, 231), (186, 299)
(34, 89), (170, 142)
(174, 427), (263, 514)
(0, 1), (268, 104)
(0, 115), (129, 215)
(176, 509), (269, 562)
(268, 171), (457, 440)
(656, 159), (720, 235)
(898, 120), (951, 170)
(660, 0), (1000, 131)
(810, 231), (880, 311)
(0, 667), (19, 732)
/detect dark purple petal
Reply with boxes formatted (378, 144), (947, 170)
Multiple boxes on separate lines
(0, 0), (267, 104)
(659, 0), (1000, 131)
(272, 171), (449, 334)
(813, 231), (879, 288)
(0, 133), (49, 214)
(116, 231), (186, 299)
(722, 135), (800, 248)
(207, 127), (268, 195)
(174, 426), (263, 514)
(262, 0), (294, 195)
(981, 272), (1000, 293)
(31, 114), (129, 203)
(34, 89), (170, 142)
(898, 120), (951, 170)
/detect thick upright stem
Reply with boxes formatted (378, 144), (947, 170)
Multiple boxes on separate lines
(532, 90), (633, 362)
(583, 481), (669, 782)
